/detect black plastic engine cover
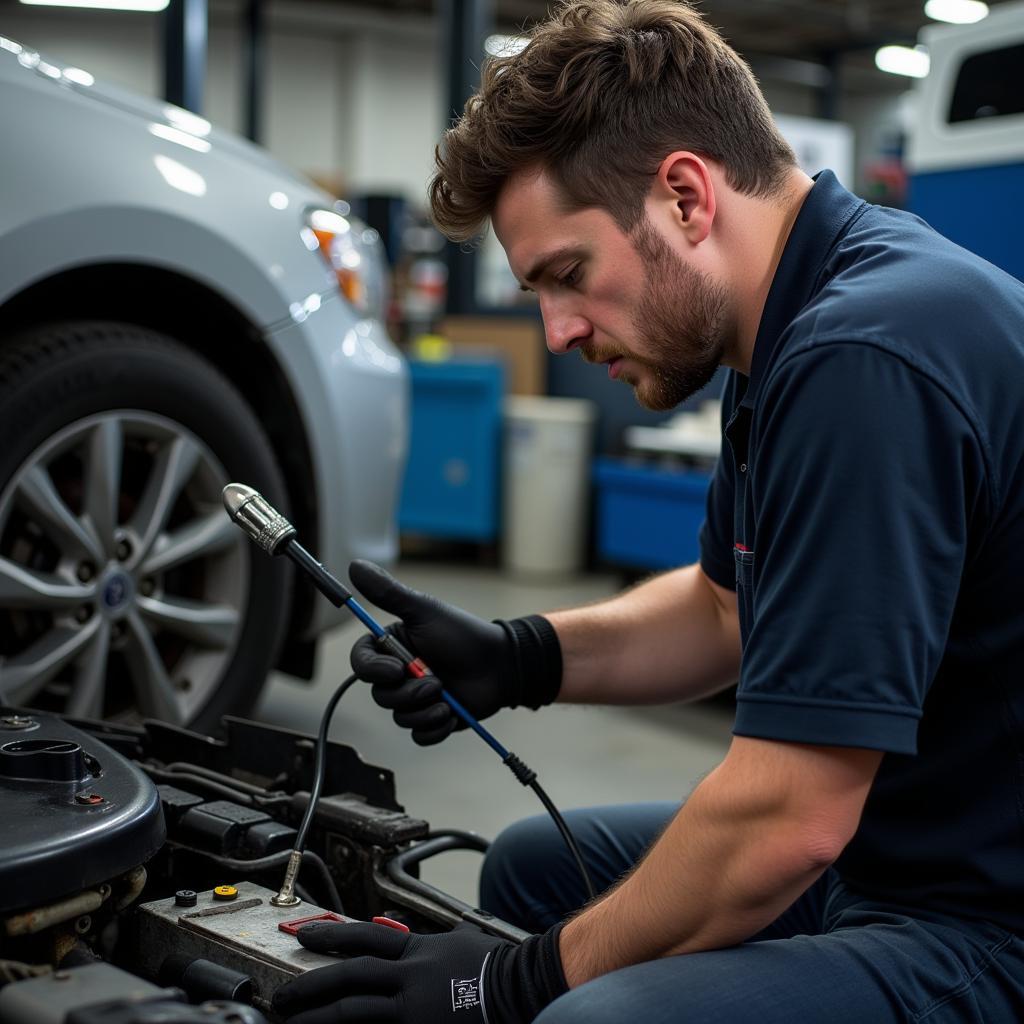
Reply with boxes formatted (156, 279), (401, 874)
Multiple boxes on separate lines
(0, 709), (166, 914)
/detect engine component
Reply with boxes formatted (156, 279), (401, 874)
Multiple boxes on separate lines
(1, 968), (269, 1024)
(159, 953), (254, 1003)
(301, 791), (429, 846)
(0, 711), (165, 916)
(0, 708), (513, 1022)
(0, 962), (170, 1024)
(68, 1000), (267, 1024)
(177, 800), (280, 856)
(135, 882), (345, 1012)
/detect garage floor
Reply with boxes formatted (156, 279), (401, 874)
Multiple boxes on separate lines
(254, 561), (732, 907)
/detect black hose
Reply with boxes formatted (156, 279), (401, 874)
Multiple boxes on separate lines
(300, 849), (344, 915)
(307, 674), (596, 903)
(142, 766), (259, 806)
(529, 780), (596, 901)
(294, 674), (358, 852)
(163, 762), (289, 801)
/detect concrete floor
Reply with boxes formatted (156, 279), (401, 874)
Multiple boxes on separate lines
(254, 561), (733, 907)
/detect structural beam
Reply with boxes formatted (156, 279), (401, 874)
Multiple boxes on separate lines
(163, 0), (207, 114)
(243, 0), (266, 143)
(816, 50), (841, 121)
(440, 0), (494, 316)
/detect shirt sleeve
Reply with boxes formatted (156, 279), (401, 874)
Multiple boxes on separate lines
(699, 371), (740, 590)
(734, 341), (988, 754)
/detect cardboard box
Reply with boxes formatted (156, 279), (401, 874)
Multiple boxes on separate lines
(438, 316), (546, 396)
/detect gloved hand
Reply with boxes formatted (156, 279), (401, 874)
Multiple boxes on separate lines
(348, 560), (562, 745)
(272, 919), (568, 1024)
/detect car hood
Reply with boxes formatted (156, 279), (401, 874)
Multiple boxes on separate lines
(0, 34), (319, 196)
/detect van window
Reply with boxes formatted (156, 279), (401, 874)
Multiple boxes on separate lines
(948, 43), (1024, 123)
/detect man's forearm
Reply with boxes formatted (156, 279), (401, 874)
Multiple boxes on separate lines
(558, 738), (881, 986)
(547, 564), (740, 705)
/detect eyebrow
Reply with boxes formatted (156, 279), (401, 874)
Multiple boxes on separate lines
(518, 245), (586, 291)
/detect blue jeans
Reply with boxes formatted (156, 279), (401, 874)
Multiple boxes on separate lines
(479, 803), (1024, 1023)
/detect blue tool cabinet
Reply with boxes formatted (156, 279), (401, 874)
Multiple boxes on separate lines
(593, 458), (712, 570)
(398, 360), (504, 541)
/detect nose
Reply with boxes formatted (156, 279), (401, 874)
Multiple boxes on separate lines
(539, 297), (591, 355)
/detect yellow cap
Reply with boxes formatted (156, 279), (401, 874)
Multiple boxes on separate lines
(213, 885), (238, 900)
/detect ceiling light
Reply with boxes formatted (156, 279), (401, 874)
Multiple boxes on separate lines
(924, 0), (989, 23)
(875, 45), (931, 78)
(20, 0), (169, 10)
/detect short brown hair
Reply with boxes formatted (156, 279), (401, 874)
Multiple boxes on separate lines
(430, 0), (797, 240)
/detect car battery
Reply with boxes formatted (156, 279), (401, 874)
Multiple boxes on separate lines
(135, 881), (350, 1016)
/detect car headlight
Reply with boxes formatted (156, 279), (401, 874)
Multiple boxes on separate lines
(306, 206), (389, 322)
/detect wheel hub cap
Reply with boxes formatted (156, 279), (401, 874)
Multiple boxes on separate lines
(98, 568), (135, 620)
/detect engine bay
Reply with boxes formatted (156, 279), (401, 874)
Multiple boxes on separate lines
(0, 707), (525, 1022)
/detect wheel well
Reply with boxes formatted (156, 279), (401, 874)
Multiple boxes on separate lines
(0, 264), (319, 672)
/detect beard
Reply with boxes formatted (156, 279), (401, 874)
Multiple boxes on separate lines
(585, 218), (727, 412)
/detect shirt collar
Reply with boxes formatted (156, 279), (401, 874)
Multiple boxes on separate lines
(739, 169), (866, 409)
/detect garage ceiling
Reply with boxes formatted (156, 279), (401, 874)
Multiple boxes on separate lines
(313, 0), (1013, 94)
(501, 0), (924, 56)
(342, 0), (1006, 57)
(2, 0), (1008, 93)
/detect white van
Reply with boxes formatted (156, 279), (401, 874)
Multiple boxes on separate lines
(906, 0), (1024, 281)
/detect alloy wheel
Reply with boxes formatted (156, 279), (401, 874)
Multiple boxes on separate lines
(0, 411), (249, 723)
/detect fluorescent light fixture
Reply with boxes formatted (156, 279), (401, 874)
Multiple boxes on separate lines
(20, 0), (169, 10)
(485, 34), (529, 57)
(875, 44), (930, 78)
(149, 122), (211, 154)
(924, 0), (988, 23)
(154, 155), (206, 197)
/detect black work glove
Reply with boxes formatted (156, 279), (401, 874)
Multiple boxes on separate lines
(272, 919), (568, 1024)
(348, 560), (562, 745)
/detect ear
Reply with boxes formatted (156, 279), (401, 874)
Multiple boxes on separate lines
(654, 152), (716, 245)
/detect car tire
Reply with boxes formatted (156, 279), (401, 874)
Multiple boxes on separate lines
(0, 321), (293, 732)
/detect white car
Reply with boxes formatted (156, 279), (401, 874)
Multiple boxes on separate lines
(0, 36), (408, 731)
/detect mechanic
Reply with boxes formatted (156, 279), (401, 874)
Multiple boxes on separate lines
(272, 1), (1024, 1022)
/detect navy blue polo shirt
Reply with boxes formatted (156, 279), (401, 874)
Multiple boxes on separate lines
(699, 170), (1024, 931)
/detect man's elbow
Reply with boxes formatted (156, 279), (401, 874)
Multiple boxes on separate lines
(797, 810), (861, 872)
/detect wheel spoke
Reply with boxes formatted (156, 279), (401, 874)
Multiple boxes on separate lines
(0, 618), (102, 705)
(17, 465), (103, 563)
(0, 557), (94, 609)
(129, 436), (202, 567)
(83, 418), (124, 560)
(141, 509), (239, 576)
(122, 610), (185, 723)
(66, 621), (111, 719)
(137, 594), (239, 650)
